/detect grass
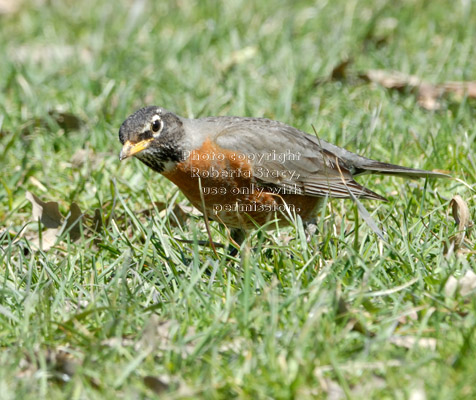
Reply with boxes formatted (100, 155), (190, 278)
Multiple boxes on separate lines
(1, 0), (476, 398)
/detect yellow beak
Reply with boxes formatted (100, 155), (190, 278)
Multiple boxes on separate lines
(119, 139), (153, 161)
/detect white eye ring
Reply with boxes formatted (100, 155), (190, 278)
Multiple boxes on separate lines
(150, 116), (163, 137)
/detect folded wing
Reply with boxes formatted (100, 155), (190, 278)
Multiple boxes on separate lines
(210, 117), (447, 201)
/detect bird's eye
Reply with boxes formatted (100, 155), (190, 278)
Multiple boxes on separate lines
(151, 119), (162, 134)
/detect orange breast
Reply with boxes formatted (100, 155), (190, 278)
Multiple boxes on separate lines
(162, 138), (322, 229)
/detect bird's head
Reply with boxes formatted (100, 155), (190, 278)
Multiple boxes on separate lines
(119, 106), (184, 172)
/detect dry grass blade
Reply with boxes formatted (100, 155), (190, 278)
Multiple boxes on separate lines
(363, 69), (423, 89)
(447, 195), (473, 254)
(359, 277), (419, 298)
(441, 81), (476, 97)
(314, 360), (404, 374)
(451, 195), (472, 233)
(197, 176), (219, 257)
(389, 335), (437, 351)
(361, 69), (476, 110)
(334, 157), (386, 241)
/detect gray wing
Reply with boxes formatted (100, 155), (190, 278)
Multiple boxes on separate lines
(208, 117), (395, 200)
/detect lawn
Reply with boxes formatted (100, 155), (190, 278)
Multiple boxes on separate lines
(1, 0), (475, 398)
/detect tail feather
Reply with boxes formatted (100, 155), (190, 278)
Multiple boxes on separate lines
(317, 139), (449, 179)
(353, 160), (450, 179)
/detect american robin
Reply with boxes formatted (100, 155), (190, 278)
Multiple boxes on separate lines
(119, 106), (447, 233)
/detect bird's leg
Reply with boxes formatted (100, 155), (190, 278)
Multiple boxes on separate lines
(228, 228), (246, 256)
